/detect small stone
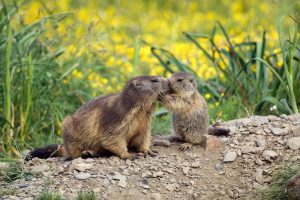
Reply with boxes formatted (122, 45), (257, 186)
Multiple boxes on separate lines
(73, 163), (93, 172)
(191, 161), (200, 168)
(75, 172), (91, 180)
(291, 126), (300, 136)
(271, 128), (284, 135)
(112, 172), (126, 181)
(31, 164), (49, 174)
(152, 193), (161, 200)
(182, 166), (189, 175)
(141, 179), (150, 189)
(287, 137), (300, 150)
(215, 163), (223, 171)
(118, 179), (127, 188)
(152, 139), (171, 147)
(223, 152), (237, 162)
(165, 184), (176, 192)
(256, 138), (266, 147)
(241, 146), (264, 154)
(262, 150), (278, 162)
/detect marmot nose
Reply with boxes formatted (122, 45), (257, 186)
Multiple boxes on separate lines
(161, 77), (171, 93)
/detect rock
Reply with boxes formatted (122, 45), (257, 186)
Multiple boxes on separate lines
(30, 164), (49, 174)
(152, 139), (171, 147)
(118, 179), (127, 188)
(153, 171), (164, 178)
(206, 136), (222, 151)
(291, 126), (300, 136)
(250, 116), (269, 125)
(287, 137), (300, 150)
(141, 178), (150, 189)
(110, 172), (127, 182)
(165, 183), (177, 192)
(182, 166), (189, 175)
(271, 128), (285, 135)
(256, 137), (266, 147)
(74, 172), (91, 180)
(223, 152), (237, 162)
(241, 146), (264, 154)
(152, 193), (161, 200)
(191, 161), (200, 168)
(287, 172), (300, 200)
(73, 163), (93, 172)
(255, 169), (271, 184)
(262, 150), (278, 162)
(215, 163), (223, 171)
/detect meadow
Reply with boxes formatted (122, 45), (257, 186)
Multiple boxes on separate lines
(0, 0), (299, 157)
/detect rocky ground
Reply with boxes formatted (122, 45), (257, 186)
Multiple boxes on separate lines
(1, 114), (300, 200)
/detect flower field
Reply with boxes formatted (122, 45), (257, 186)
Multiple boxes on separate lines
(0, 0), (299, 156)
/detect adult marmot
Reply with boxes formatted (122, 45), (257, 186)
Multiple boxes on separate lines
(26, 76), (169, 160)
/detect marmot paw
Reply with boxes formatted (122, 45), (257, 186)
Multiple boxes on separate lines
(179, 143), (193, 151)
(138, 149), (158, 157)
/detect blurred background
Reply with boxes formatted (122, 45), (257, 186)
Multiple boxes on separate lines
(0, 0), (299, 157)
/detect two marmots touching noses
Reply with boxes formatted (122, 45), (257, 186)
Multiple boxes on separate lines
(26, 72), (228, 161)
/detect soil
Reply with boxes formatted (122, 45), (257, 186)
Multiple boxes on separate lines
(1, 114), (300, 200)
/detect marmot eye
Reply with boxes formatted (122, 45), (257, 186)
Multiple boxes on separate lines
(189, 78), (194, 82)
(151, 78), (158, 83)
(177, 78), (183, 82)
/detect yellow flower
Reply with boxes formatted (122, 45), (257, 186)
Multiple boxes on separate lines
(215, 102), (220, 107)
(72, 69), (83, 79)
(204, 93), (211, 100)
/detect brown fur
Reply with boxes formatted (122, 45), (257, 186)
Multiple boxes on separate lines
(161, 72), (209, 150)
(27, 76), (169, 160)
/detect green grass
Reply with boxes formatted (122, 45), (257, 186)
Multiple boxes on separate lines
(260, 164), (300, 200)
(0, 161), (32, 182)
(150, 18), (300, 116)
(36, 191), (63, 200)
(77, 191), (96, 200)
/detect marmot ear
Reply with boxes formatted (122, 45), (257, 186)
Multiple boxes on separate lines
(132, 79), (142, 90)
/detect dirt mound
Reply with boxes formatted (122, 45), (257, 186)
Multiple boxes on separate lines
(1, 114), (300, 200)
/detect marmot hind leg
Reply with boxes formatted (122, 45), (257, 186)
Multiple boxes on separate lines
(102, 139), (134, 160)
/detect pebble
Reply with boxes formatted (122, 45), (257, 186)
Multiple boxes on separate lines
(182, 166), (189, 175)
(73, 163), (93, 172)
(215, 163), (224, 171)
(262, 150), (278, 162)
(74, 172), (91, 180)
(287, 137), (300, 150)
(223, 152), (237, 162)
(271, 128), (284, 135)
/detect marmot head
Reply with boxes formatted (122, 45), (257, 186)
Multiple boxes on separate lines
(121, 76), (170, 106)
(169, 72), (197, 97)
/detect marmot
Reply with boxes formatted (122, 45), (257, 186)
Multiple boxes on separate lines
(159, 72), (230, 150)
(26, 76), (169, 160)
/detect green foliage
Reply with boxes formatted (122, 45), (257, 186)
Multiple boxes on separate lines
(77, 191), (96, 200)
(151, 19), (300, 117)
(260, 164), (300, 200)
(0, 1), (85, 157)
(0, 161), (32, 182)
(152, 107), (172, 135)
(36, 191), (63, 200)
